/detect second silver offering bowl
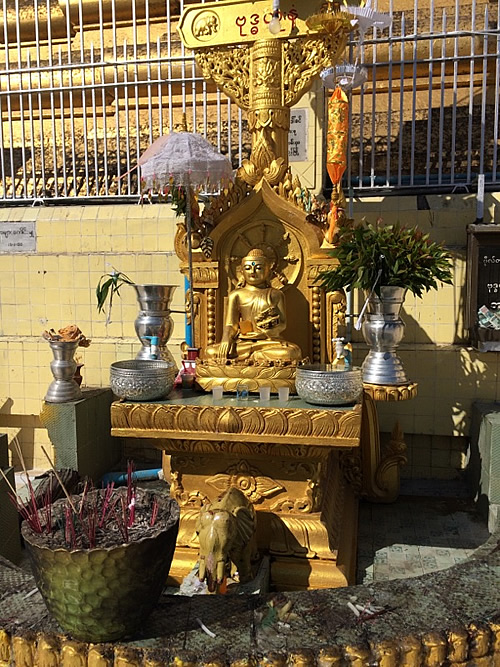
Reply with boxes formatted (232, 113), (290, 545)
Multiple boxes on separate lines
(295, 364), (363, 406)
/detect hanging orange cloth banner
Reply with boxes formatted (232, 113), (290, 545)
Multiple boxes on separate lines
(326, 85), (349, 186)
(326, 86), (349, 243)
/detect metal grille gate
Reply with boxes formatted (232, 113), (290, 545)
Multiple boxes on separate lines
(0, 0), (498, 202)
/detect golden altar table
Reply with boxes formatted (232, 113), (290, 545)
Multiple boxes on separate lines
(111, 389), (405, 591)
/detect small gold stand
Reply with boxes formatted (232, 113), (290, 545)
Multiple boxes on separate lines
(363, 382), (418, 402)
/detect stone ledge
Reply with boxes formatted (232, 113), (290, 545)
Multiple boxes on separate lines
(1, 533), (500, 666)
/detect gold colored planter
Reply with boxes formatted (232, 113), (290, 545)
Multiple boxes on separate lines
(22, 490), (179, 643)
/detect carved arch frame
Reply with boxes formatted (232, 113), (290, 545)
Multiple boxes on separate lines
(179, 178), (346, 363)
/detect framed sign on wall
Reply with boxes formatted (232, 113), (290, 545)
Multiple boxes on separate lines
(466, 224), (500, 352)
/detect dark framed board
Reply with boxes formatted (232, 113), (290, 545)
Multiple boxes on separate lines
(466, 224), (500, 351)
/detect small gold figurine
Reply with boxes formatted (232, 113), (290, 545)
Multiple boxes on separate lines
(197, 487), (257, 593)
(332, 337), (345, 368)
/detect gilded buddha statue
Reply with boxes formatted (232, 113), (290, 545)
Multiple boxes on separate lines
(205, 249), (302, 364)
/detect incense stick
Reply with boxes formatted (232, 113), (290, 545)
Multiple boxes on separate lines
(0, 466), (20, 500)
(12, 436), (31, 489)
(41, 446), (78, 514)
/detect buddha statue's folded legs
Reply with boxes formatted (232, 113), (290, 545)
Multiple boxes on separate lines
(205, 337), (302, 363)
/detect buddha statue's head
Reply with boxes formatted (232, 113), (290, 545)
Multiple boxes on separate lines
(240, 249), (274, 287)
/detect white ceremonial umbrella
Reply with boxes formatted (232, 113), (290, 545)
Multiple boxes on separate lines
(340, 1), (392, 40)
(139, 131), (233, 347)
(320, 63), (368, 90)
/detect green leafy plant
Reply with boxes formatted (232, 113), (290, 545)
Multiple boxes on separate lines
(317, 219), (453, 298)
(96, 269), (134, 321)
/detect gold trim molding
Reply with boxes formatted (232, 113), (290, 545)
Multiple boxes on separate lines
(111, 401), (361, 446)
(363, 382), (418, 402)
(3, 619), (500, 666)
(155, 438), (332, 460)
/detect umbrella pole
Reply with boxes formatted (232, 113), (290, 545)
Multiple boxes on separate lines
(185, 183), (196, 349)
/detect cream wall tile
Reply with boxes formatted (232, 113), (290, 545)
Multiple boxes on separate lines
(14, 270), (30, 288)
(25, 398), (43, 415)
(143, 235), (159, 252)
(133, 234), (148, 250)
(414, 397), (436, 416)
(80, 219), (97, 235)
(412, 448), (431, 466)
(138, 205), (161, 220)
(0, 273), (15, 291)
(1, 285), (16, 302)
(126, 218), (145, 236)
(80, 206), (100, 220)
(435, 324), (456, 344)
(7, 209), (24, 221)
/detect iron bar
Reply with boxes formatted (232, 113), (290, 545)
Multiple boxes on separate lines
(479, 6), (489, 178)
(450, 0), (459, 184)
(99, 0), (109, 195)
(3, 0), (14, 197)
(425, 0), (434, 186)
(370, 19), (376, 188)
(16, 0), (28, 195)
(397, 12), (405, 187)
(493, 1), (500, 182)
(385, 0), (394, 188)
(438, 10), (446, 186)
(112, 0), (121, 188)
(466, 0), (477, 183)
(79, 0), (90, 198)
(64, 0), (77, 196)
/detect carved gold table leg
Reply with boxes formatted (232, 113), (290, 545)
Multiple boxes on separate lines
(360, 391), (408, 503)
(0, 630), (10, 667)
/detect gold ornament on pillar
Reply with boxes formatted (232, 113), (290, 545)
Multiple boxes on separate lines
(326, 85), (349, 244)
(186, 0), (351, 185)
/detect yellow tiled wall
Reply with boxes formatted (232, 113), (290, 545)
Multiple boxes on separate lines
(0, 192), (499, 477)
(0, 204), (185, 468)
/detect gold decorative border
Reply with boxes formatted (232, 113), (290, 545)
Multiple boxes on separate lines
(161, 438), (332, 461)
(111, 401), (361, 446)
(363, 382), (418, 402)
(3, 618), (500, 666)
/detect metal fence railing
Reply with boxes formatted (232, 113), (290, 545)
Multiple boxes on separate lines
(342, 0), (500, 197)
(0, 0), (498, 202)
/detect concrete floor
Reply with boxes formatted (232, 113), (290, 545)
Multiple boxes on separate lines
(356, 478), (490, 584)
(15, 471), (490, 586)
